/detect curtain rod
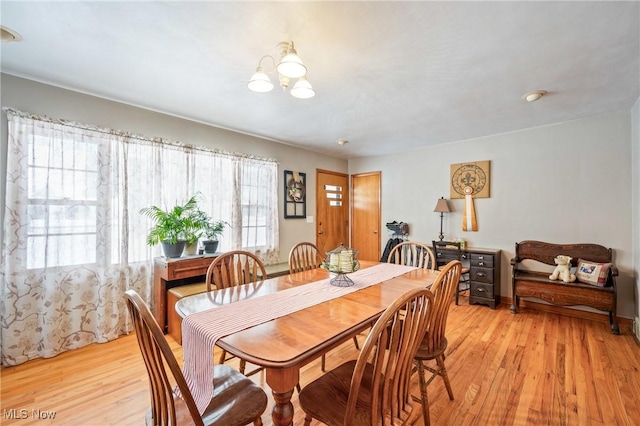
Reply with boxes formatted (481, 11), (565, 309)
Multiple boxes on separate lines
(3, 107), (279, 164)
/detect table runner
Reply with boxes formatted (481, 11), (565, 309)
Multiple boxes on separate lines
(181, 262), (417, 413)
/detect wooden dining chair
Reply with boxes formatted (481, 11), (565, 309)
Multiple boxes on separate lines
(413, 260), (462, 425)
(205, 250), (267, 292)
(432, 240), (470, 305)
(124, 290), (268, 426)
(288, 241), (362, 372)
(206, 250), (267, 376)
(288, 241), (324, 274)
(387, 241), (436, 271)
(298, 287), (434, 426)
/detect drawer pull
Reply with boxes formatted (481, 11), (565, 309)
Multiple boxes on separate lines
(478, 255), (484, 260)
(477, 272), (486, 277)
(478, 261), (484, 266)
(477, 287), (486, 292)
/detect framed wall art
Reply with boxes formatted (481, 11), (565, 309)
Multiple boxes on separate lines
(284, 170), (306, 219)
(450, 160), (491, 199)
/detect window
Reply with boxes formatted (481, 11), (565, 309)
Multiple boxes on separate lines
(3, 108), (279, 365)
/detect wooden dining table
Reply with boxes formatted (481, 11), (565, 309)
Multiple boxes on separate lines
(176, 260), (438, 426)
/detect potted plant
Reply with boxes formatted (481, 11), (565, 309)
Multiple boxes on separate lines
(201, 219), (227, 254)
(139, 195), (200, 258)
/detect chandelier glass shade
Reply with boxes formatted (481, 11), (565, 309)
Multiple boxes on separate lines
(290, 76), (315, 99)
(248, 41), (315, 99)
(248, 66), (274, 93)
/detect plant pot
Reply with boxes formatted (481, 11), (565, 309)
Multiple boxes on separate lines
(184, 241), (199, 256)
(202, 240), (219, 254)
(162, 240), (186, 258)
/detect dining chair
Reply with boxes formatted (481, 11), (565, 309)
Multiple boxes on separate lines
(124, 290), (268, 426)
(206, 250), (267, 376)
(206, 250), (268, 291)
(288, 241), (324, 274)
(413, 260), (462, 425)
(387, 241), (436, 271)
(298, 287), (434, 426)
(432, 240), (470, 305)
(288, 241), (362, 372)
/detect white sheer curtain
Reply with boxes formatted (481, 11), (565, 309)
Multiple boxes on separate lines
(1, 109), (279, 365)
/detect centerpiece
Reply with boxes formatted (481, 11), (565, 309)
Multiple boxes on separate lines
(322, 244), (360, 287)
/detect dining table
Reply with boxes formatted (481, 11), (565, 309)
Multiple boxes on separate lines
(176, 260), (438, 426)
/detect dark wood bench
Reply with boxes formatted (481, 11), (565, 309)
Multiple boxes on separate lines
(511, 240), (619, 334)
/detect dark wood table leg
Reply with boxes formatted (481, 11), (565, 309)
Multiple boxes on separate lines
(266, 367), (299, 426)
(271, 389), (294, 426)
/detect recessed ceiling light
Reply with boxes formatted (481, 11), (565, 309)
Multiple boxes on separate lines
(337, 139), (348, 146)
(1, 26), (22, 42)
(522, 90), (548, 102)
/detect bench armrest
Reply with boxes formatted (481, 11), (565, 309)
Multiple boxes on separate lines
(610, 265), (619, 276)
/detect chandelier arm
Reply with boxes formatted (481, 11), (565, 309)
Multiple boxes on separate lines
(257, 55), (277, 73)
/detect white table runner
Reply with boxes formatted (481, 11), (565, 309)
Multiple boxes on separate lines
(181, 263), (417, 413)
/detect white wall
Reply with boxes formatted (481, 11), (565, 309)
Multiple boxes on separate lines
(0, 74), (347, 261)
(350, 112), (635, 319)
(632, 97), (640, 325)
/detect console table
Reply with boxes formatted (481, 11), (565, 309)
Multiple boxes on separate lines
(435, 246), (502, 309)
(153, 255), (218, 332)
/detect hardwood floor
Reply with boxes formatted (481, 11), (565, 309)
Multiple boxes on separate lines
(2, 298), (639, 425)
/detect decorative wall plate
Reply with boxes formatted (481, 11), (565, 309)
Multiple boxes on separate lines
(450, 160), (491, 199)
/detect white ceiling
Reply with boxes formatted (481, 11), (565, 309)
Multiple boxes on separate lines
(1, 1), (639, 159)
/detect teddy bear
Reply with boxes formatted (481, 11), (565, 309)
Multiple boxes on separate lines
(549, 255), (576, 283)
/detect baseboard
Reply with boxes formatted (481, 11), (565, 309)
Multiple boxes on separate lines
(633, 317), (640, 346)
(500, 296), (632, 328)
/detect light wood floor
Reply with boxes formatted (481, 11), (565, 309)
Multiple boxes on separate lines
(2, 298), (639, 425)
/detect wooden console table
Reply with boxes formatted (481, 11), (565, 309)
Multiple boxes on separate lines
(153, 255), (218, 332)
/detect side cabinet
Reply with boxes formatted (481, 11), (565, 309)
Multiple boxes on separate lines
(468, 249), (502, 309)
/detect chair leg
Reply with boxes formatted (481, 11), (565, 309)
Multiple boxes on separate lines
(303, 414), (313, 426)
(321, 354), (326, 372)
(455, 283), (459, 305)
(239, 359), (247, 375)
(352, 335), (360, 350)
(416, 360), (431, 426)
(218, 349), (227, 365)
(253, 418), (263, 426)
(436, 354), (454, 400)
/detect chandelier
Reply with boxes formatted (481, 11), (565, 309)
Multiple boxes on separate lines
(248, 41), (315, 99)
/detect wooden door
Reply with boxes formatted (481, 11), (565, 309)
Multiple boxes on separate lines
(351, 172), (381, 261)
(316, 170), (349, 256)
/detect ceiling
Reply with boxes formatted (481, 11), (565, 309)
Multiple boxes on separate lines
(1, 1), (639, 160)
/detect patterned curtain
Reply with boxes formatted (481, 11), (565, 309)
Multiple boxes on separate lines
(1, 109), (279, 365)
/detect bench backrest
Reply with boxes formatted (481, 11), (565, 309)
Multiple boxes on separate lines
(514, 240), (612, 267)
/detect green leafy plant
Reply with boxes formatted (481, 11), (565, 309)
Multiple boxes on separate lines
(202, 219), (227, 241)
(183, 207), (211, 244)
(139, 195), (200, 245)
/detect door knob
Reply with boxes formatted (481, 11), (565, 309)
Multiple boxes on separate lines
(318, 231), (324, 235)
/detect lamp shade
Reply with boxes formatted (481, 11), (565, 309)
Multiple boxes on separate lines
(248, 67), (274, 93)
(434, 197), (451, 213)
(290, 76), (315, 99)
(277, 49), (307, 79)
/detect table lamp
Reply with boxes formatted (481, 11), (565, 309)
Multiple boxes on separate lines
(433, 197), (451, 241)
